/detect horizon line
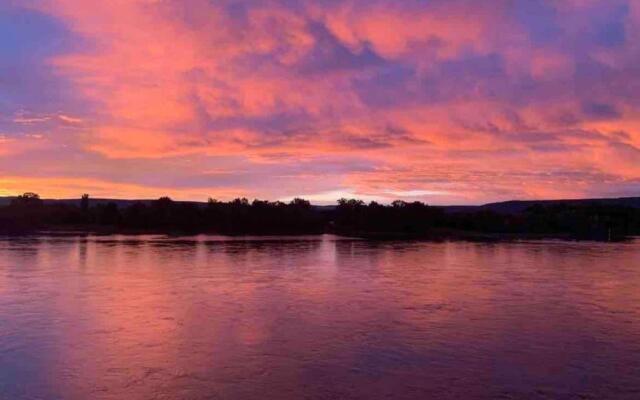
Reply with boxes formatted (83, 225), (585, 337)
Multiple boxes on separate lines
(2, 193), (639, 208)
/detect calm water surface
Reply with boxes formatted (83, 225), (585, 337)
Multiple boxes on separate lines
(1, 235), (639, 399)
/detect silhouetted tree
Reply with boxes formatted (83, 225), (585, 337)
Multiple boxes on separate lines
(290, 198), (311, 208)
(11, 192), (43, 207)
(80, 194), (90, 212)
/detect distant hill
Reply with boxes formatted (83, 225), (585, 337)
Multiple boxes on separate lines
(441, 197), (640, 214)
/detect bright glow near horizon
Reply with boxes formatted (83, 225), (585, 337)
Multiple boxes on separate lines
(1, 0), (639, 204)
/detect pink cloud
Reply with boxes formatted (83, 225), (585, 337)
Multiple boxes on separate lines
(2, 0), (639, 203)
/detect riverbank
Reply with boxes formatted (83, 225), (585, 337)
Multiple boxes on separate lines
(1, 225), (632, 242)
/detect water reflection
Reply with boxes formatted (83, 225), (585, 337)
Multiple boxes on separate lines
(1, 235), (639, 399)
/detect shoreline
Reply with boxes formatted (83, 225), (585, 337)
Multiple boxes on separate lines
(1, 226), (633, 242)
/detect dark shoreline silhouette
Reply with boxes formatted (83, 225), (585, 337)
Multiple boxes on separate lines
(1, 193), (639, 241)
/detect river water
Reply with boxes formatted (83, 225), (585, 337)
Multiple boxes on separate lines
(1, 235), (639, 399)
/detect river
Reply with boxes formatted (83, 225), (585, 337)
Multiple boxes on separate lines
(1, 235), (639, 399)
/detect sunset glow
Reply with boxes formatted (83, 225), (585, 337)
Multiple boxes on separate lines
(2, 0), (639, 203)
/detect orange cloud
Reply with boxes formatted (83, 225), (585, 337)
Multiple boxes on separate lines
(4, 0), (639, 203)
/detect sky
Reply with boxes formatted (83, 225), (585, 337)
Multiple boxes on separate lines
(1, 0), (639, 204)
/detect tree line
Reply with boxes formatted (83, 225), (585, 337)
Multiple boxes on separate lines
(1, 192), (639, 240)
(333, 198), (640, 240)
